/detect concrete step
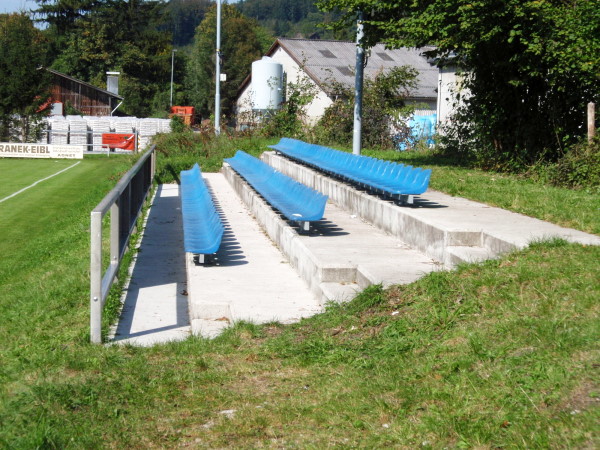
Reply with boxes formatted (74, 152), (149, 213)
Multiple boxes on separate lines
(222, 164), (439, 305)
(319, 282), (360, 304)
(445, 245), (494, 266)
(262, 151), (600, 267)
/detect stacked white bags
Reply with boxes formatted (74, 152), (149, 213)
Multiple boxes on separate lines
(48, 117), (69, 145)
(87, 118), (111, 152)
(68, 118), (89, 149)
(42, 115), (171, 152)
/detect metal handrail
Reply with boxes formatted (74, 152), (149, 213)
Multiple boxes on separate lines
(90, 145), (156, 343)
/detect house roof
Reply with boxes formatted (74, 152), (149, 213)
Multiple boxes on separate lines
(47, 68), (124, 100)
(240, 38), (439, 100)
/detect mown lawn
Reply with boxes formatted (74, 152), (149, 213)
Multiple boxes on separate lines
(0, 141), (598, 448)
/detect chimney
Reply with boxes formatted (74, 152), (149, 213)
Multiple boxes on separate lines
(106, 71), (120, 95)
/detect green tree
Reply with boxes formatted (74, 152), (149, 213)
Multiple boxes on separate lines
(165, 0), (211, 47)
(186, 4), (269, 121)
(318, 0), (600, 168)
(0, 13), (50, 141)
(39, 0), (174, 117)
(316, 66), (417, 148)
(32, 0), (99, 34)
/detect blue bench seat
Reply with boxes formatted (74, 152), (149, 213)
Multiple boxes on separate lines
(180, 163), (224, 263)
(225, 150), (328, 230)
(268, 138), (431, 204)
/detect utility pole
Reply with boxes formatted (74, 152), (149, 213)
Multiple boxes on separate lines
(353, 12), (365, 155)
(214, 0), (221, 135)
(170, 49), (177, 108)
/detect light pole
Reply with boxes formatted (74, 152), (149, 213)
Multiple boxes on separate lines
(170, 49), (177, 108)
(353, 12), (364, 155)
(214, 0), (221, 135)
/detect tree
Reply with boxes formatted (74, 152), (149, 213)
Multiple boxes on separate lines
(32, 0), (100, 34)
(38, 0), (174, 117)
(0, 13), (50, 141)
(165, 0), (211, 47)
(316, 66), (418, 148)
(185, 4), (269, 121)
(318, 0), (600, 168)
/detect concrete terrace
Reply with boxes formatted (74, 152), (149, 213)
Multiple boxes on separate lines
(111, 153), (600, 345)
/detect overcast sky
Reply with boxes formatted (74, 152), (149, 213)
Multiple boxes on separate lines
(1, 0), (38, 14)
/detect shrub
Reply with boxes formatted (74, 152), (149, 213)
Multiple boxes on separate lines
(315, 66), (417, 149)
(547, 137), (600, 191)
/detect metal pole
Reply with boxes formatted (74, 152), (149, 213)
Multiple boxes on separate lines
(215, 0), (221, 135)
(588, 102), (596, 143)
(170, 49), (177, 108)
(353, 12), (365, 155)
(90, 211), (103, 344)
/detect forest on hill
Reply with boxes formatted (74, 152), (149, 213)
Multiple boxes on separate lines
(168, 0), (349, 47)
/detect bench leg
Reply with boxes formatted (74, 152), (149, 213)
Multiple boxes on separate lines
(301, 221), (310, 232)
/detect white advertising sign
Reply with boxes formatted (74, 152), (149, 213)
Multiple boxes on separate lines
(0, 143), (84, 159)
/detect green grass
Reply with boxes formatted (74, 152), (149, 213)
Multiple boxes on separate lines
(0, 141), (598, 448)
(0, 159), (82, 199)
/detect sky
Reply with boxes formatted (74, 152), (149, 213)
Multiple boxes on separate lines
(1, 0), (38, 14)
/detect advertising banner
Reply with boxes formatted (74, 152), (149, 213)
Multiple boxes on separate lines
(102, 133), (135, 151)
(0, 143), (84, 159)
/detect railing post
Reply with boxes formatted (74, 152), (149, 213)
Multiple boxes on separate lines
(90, 210), (103, 344)
(110, 201), (120, 272)
(588, 102), (596, 143)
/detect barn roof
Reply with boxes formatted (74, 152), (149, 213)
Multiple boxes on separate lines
(240, 38), (439, 100)
(47, 68), (123, 100)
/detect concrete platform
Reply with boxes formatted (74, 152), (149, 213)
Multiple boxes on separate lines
(222, 163), (440, 303)
(186, 173), (322, 338)
(110, 184), (191, 346)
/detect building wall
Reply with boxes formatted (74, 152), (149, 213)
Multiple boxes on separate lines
(236, 45), (443, 128)
(437, 66), (469, 127)
(269, 47), (332, 125)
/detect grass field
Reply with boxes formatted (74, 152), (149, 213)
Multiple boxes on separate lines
(0, 159), (83, 200)
(0, 144), (598, 448)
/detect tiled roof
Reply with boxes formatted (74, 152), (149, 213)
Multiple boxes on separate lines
(274, 38), (438, 99)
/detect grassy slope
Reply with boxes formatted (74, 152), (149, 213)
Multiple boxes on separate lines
(0, 142), (598, 447)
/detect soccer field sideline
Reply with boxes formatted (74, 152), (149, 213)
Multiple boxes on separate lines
(0, 161), (81, 204)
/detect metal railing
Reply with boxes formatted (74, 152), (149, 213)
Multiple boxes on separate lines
(90, 145), (156, 343)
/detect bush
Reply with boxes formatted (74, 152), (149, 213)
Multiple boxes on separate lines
(315, 66), (417, 149)
(544, 137), (600, 191)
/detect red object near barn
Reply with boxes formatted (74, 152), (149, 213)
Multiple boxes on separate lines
(170, 106), (196, 126)
(102, 133), (135, 151)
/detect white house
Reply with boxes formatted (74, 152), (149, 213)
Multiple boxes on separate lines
(236, 38), (441, 128)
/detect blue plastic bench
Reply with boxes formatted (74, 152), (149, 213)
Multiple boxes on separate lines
(225, 150), (328, 231)
(180, 163), (224, 263)
(268, 138), (431, 204)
